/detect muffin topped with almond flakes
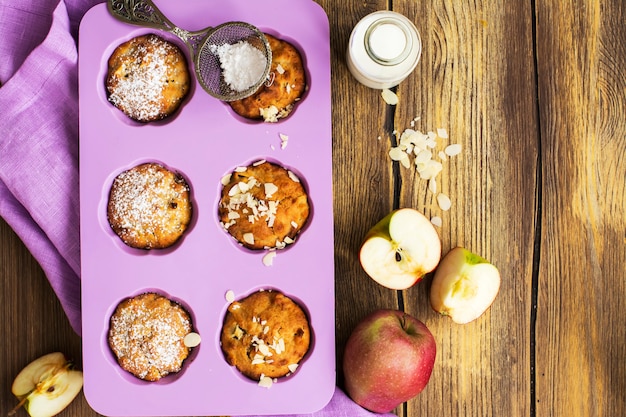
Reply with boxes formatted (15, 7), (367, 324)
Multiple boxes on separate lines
(218, 160), (309, 250)
(220, 290), (310, 384)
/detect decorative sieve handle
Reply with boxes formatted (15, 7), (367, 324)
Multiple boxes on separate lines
(107, 0), (209, 57)
(108, 0), (176, 31)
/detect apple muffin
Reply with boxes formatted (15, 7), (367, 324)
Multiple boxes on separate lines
(228, 33), (306, 122)
(107, 162), (192, 250)
(106, 33), (190, 122)
(220, 290), (311, 382)
(218, 160), (309, 250)
(108, 292), (194, 381)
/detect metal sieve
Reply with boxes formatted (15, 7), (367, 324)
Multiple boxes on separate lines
(107, 0), (272, 101)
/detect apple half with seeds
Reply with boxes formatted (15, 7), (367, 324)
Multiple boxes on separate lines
(359, 208), (441, 290)
(430, 247), (501, 324)
(9, 352), (83, 417)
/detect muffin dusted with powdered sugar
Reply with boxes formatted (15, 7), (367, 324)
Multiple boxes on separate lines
(106, 34), (190, 122)
(108, 292), (194, 381)
(107, 162), (192, 249)
(218, 160), (310, 250)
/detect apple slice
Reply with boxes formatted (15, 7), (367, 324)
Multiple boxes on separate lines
(430, 247), (501, 324)
(359, 208), (441, 290)
(10, 352), (83, 417)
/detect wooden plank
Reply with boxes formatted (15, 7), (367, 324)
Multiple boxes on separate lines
(534, 0), (626, 415)
(317, 0), (404, 388)
(392, 0), (538, 416)
(0, 218), (90, 415)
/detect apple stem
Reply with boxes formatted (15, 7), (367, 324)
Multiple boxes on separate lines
(7, 397), (27, 416)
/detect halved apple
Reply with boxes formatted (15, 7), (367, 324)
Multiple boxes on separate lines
(359, 208), (441, 290)
(10, 352), (83, 417)
(430, 247), (501, 324)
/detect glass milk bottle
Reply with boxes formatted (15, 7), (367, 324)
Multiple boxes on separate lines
(346, 11), (422, 89)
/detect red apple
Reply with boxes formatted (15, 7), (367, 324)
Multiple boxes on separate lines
(342, 309), (436, 413)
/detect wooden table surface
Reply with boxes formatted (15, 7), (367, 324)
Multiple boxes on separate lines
(2, 1), (625, 416)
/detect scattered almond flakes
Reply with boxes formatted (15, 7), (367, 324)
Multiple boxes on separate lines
(384, 123), (461, 214)
(430, 216), (443, 227)
(262, 251), (276, 266)
(279, 133), (289, 149)
(288, 363), (299, 373)
(225, 290), (235, 302)
(264, 182), (278, 197)
(437, 193), (452, 211)
(221, 173), (232, 186)
(445, 143), (462, 156)
(258, 375), (273, 388)
(183, 332), (201, 348)
(381, 88), (399, 105)
(243, 233), (255, 245)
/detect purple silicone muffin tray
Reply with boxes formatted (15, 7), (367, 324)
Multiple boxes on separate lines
(78, 1), (334, 415)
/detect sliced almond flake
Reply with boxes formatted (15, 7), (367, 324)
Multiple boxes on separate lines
(279, 133), (289, 149)
(428, 178), (437, 194)
(400, 156), (410, 169)
(263, 326), (270, 334)
(286, 83), (292, 94)
(437, 128), (449, 138)
(290, 221), (298, 228)
(243, 233), (255, 245)
(417, 160), (443, 180)
(253, 159), (267, 166)
(437, 193), (452, 211)
(388, 147), (406, 162)
(258, 375), (273, 388)
(235, 166), (248, 172)
(431, 216), (443, 227)
(251, 357), (265, 365)
(183, 332), (201, 348)
(228, 183), (241, 196)
(221, 174), (232, 186)
(225, 290), (236, 302)
(283, 236), (294, 244)
(262, 251), (276, 266)
(287, 364), (299, 373)
(425, 138), (437, 148)
(438, 151), (448, 161)
(415, 149), (433, 164)
(287, 170), (300, 183)
(264, 182), (279, 197)
(445, 143), (462, 156)
(228, 211), (240, 220)
(427, 131), (437, 140)
(381, 88), (399, 105)
(233, 324), (244, 338)
(276, 64), (285, 74)
(258, 343), (272, 356)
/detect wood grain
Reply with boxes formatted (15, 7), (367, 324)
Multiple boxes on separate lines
(1, 0), (625, 416)
(534, 0), (626, 415)
(393, 1), (537, 416)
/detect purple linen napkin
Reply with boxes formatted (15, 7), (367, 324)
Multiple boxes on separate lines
(0, 1), (395, 416)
